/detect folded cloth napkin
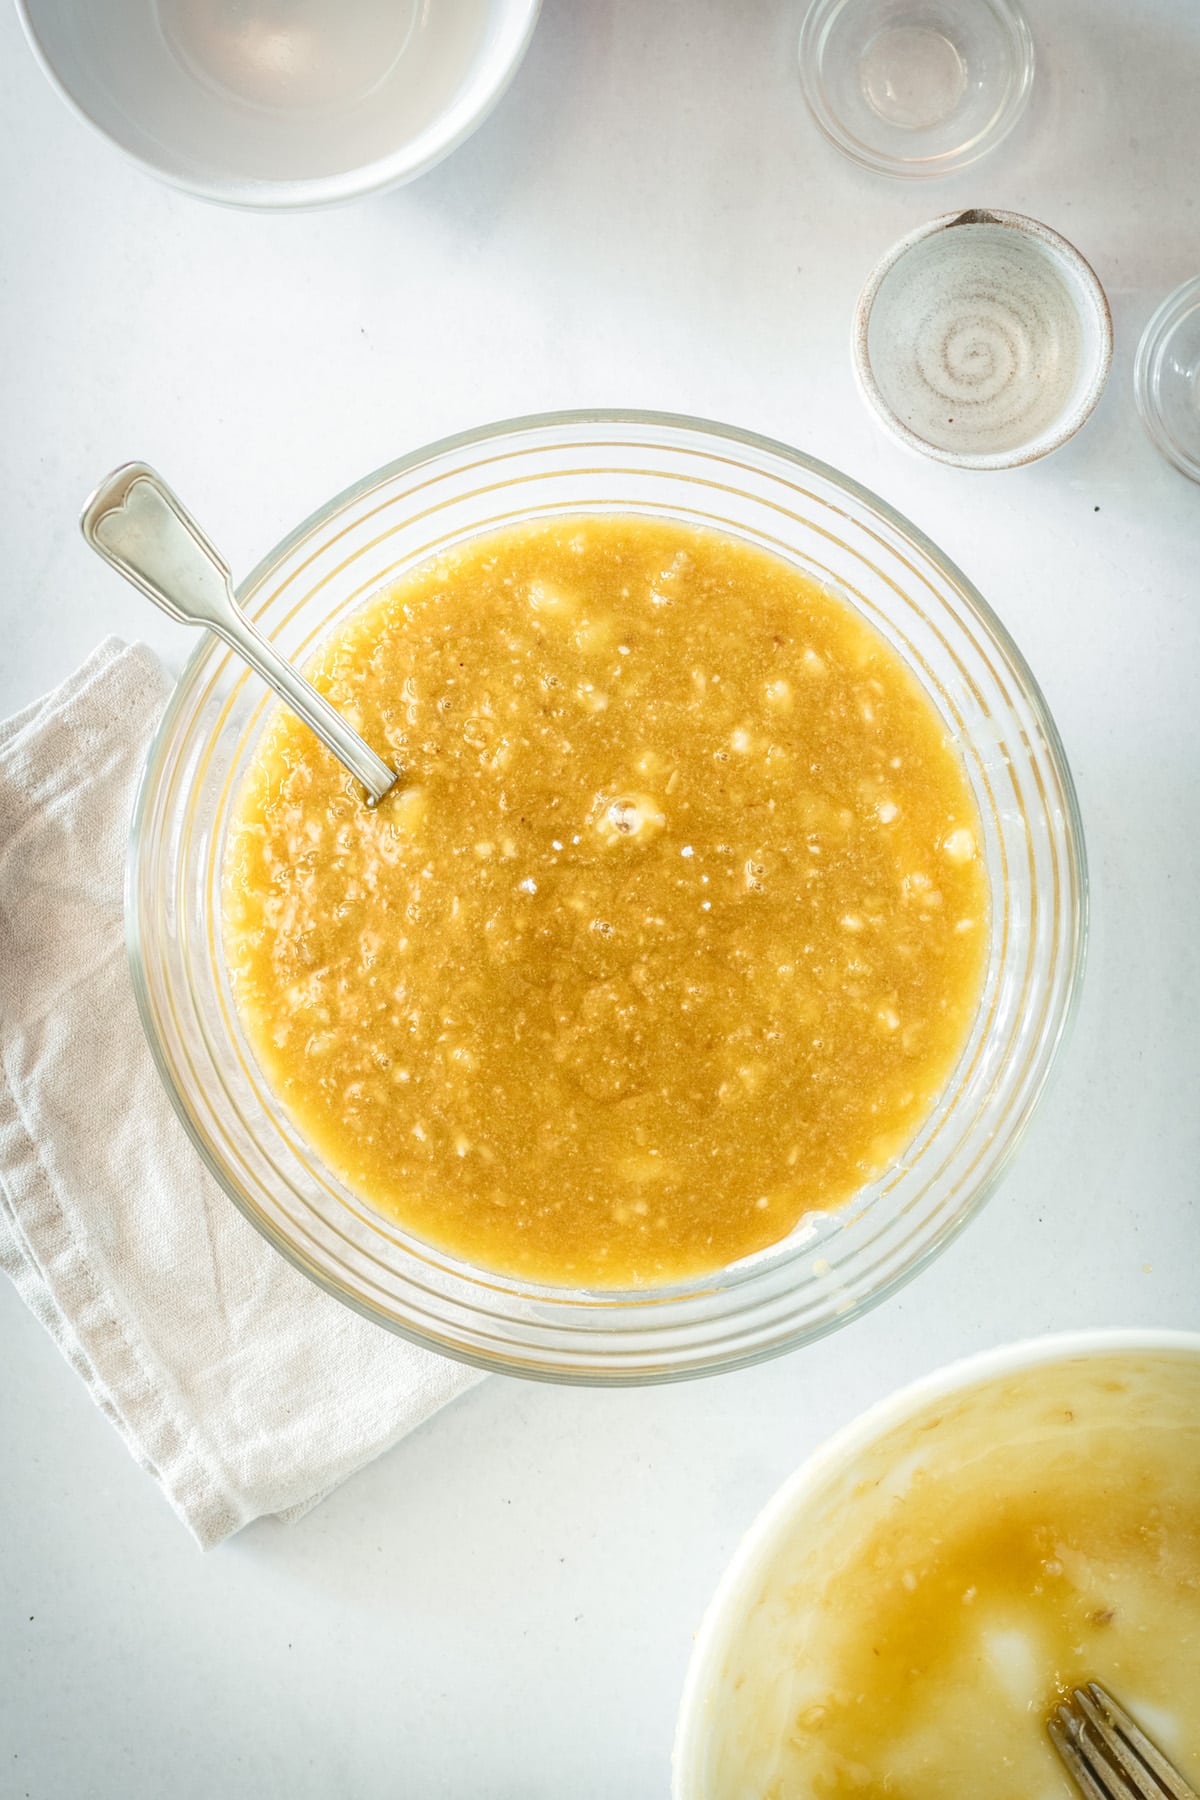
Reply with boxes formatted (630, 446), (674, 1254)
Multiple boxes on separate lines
(0, 639), (482, 1549)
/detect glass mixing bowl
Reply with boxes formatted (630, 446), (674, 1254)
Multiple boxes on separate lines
(128, 411), (1086, 1383)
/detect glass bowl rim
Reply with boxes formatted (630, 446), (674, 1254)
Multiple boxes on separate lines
(127, 407), (1089, 1382)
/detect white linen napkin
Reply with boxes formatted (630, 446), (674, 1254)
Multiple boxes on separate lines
(0, 639), (483, 1549)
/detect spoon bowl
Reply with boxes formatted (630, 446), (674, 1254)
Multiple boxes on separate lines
(81, 463), (398, 804)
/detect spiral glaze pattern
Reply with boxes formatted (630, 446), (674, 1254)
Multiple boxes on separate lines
(919, 306), (1024, 407)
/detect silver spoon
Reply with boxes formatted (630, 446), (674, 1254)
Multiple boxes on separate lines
(80, 462), (398, 805)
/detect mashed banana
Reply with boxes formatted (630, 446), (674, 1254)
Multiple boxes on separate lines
(223, 517), (987, 1286)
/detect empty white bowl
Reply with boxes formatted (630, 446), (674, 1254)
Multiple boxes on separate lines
(17, 0), (541, 209)
(854, 209), (1113, 470)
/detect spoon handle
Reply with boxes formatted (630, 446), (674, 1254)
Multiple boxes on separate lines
(80, 463), (397, 805)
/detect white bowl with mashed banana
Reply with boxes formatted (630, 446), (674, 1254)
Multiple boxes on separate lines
(674, 1329), (1200, 1798)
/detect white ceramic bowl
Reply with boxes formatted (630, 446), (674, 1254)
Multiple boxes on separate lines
(854, 210), (1113, 470)
(674, 1327), (1200, 1795)
(17, 0), (541, 209)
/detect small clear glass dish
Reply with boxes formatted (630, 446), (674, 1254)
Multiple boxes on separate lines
(798, 0), (1034, 178)
(1135, 275), (1200, 485)
(128, 412), (1086, 1385)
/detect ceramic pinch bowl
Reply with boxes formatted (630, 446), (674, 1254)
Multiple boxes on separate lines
(853, 209), (1113, 470)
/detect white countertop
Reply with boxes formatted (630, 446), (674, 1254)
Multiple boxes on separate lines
(2, 2), (1198, 1795)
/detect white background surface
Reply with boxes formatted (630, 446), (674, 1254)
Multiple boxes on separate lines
(1, 2), (1198, 1795)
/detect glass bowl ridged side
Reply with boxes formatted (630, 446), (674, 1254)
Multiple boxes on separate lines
(127, 411), (1086, 1383)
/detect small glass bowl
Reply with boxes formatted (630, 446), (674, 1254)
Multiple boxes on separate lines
(1135, 275), (1200, 484)
(128, 412), (1086, 1385)
(799, 0), (1035, 178)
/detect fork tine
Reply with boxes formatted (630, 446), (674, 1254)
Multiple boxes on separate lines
(1071, 1685), (1178, 1800)
(1049, 1706), (1125, 1800)
(1082, 1686), (1200, 1800)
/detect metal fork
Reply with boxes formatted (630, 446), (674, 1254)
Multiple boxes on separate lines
(1049, 1683), (1198, 1800)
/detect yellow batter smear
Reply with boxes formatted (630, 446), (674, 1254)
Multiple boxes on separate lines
(702, 1353), (1200, 1799)
(223, 517), (987, 1287)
